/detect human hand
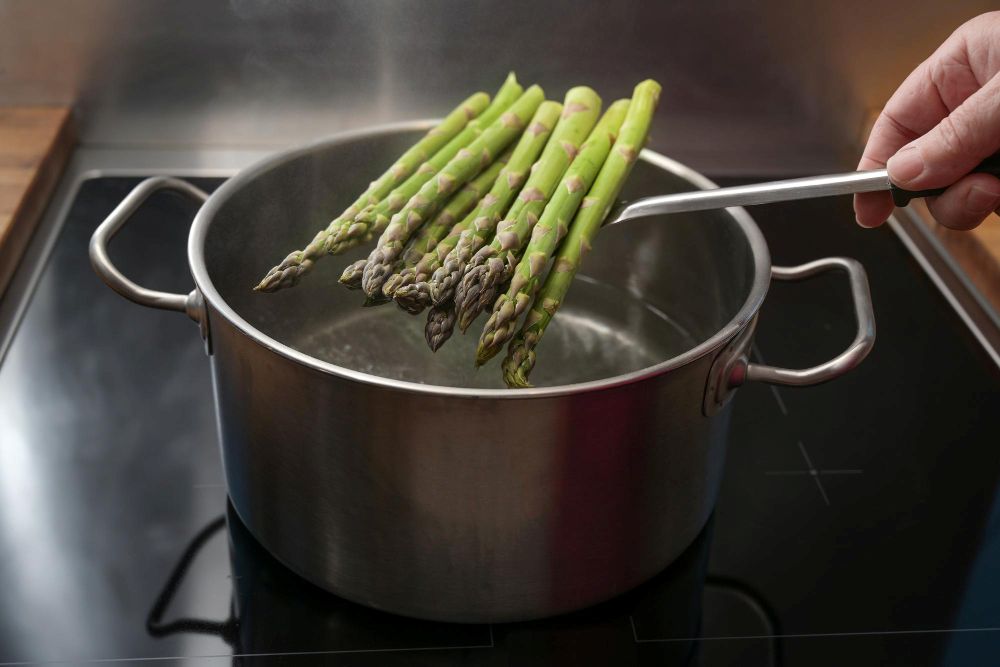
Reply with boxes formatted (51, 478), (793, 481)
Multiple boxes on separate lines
(855, 11), (1000, 230)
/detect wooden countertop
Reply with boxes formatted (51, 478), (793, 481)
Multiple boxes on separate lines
(0, 106), (75, 299)
(918, 211), (1000, 314)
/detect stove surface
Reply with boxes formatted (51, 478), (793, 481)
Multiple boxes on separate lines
(0, 174), (998, 666)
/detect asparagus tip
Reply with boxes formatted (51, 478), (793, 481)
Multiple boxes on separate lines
(425, 305), (457, 351)
(394, 282), (431, 315)
(502, 351), (535, 388)
(504, 372), (532, 389)
(474, 343), (499, 367)
(382, 274), (403, 298)
(338, 259), (367, 290)
(253, 270), (291, 293)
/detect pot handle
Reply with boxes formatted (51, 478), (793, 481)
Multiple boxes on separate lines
(89, 176), (210, 336)
(704, 257), (875, 415)
(744, 257), (875, 386)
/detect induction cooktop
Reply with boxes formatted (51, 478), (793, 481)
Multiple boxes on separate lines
(0, 171), (997, 666)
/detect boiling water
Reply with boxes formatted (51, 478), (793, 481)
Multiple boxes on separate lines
(289, 275), (698, 389)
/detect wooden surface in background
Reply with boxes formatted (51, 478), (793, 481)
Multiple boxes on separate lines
(0, 107), (75, 298)
(920, 212), (1000, 314)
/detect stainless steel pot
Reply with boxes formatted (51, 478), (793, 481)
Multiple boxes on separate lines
(89, 121), (875, 623)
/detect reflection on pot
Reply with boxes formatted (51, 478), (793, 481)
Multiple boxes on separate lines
(147, 502), (776, 665)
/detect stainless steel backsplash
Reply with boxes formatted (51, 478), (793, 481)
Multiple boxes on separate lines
(1, 0), (993, 174)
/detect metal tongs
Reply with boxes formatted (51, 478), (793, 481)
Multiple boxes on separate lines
(607, 153), (1000, 225)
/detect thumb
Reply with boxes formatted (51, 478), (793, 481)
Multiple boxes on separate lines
(887, 73), (1000, 190)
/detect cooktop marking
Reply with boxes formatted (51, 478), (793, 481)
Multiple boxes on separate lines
(627, 624), (1000, 644)
(769, 386), (788, 416)
(752, 344), (866, 506)
(796, 440), (830, 505)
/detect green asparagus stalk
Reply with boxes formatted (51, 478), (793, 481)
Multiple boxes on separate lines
(425, 100), (564, 307)
(381, 149), (509, 298)
(391, 207), (479, 314)
(503, 80), (661, 387)
(454, 87), (602, 333)
(254, 90), (491, 292)
(476, 100), (630, 365)
(360, 85), (546, 297)
(327, 75), (524, 257)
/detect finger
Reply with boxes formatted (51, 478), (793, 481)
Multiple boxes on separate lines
(853, 59), (949, 228)
(856, 63), (945, 174)
(854, 107), (921, 227)
(854, 190), (895, 228)
(852, 18), (990, 229)
(925, 172), (1000, 230)
(857, 25), (979, 175)
(854, 105), (922, 226)
(887, 73), (1000, 190)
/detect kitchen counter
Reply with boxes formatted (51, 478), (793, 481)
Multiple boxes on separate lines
(0, 106), (74, 299)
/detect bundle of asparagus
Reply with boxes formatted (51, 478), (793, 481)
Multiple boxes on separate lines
(364, 149), (511, 295)
(503, 80), (660, 387)
(360, 85), (545, 298)
(389, 207), (480, 313)
(254, 73), (662, 389)
(326, 77), (523, 258)
(475, 99), (630, 365)
(417, 87), (600, 352)
(391, 100), (563, 314)
(254, 74), (522, 292)
(453, 87), (602, 333)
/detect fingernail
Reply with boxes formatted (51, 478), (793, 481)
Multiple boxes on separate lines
(887, 145), (924, 185)
(966, 185), (1000, 214)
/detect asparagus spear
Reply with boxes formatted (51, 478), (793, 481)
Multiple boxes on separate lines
(360, 85), (546, 298)
(503, 80), (661, 387)
(381, 149), (509, 298)
(254, 90), (491, 292)
(326, 74), (524, 257)
(425, 100), (564, 307)
(476, 100), (630, 365)
(338, 259), (368, 290)
(425, 303), (458, 352)
(391, 207), (479, 314)
(454, 87), (602, 333)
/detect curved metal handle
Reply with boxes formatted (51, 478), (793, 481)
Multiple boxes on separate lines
(746, 257), (875, 386)
(89, 176), (208, 325)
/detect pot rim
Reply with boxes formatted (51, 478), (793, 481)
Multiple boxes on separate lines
(188, 120), (771, 399)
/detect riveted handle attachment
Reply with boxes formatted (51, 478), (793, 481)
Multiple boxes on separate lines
(704, 257), (875, 415)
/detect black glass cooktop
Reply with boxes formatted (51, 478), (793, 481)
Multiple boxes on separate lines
(0, 176), (998, 666)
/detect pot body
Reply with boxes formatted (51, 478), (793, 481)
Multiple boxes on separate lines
(91, 123), (873, 623)
(193, 126), (765, 622)
(208, 304), (738, 622)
